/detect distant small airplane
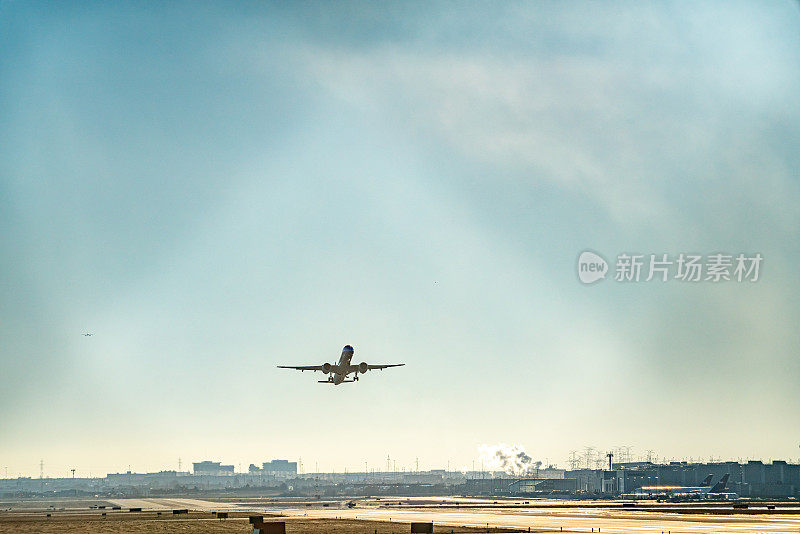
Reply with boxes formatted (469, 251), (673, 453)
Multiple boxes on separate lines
(278, 345), (404, 385)
(82, 333), (94, 337)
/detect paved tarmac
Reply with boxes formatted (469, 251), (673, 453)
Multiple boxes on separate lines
(104, 497), (800, 533)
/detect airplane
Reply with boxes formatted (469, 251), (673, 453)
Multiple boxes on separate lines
(278, 345), (404, 385)
(667, 474), (734, 501)
(709, 474), (730, 493)
(622, 474), (732, 501)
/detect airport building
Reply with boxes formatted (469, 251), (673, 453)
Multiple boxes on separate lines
(192, 461), (235, 476)
(509, 478), (579, 494)
(2, 459), (797, 499)
(459, 461), (800, 499)
(106, 470), (188, 489)
(246, 459), (298, 478)
(262, 459), (298, 477)
(583, 460), (800, 498)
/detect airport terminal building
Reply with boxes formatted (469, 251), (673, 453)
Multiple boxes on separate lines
(1, 459), (797, 499)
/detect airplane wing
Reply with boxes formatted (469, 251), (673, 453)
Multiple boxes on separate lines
(277, 365), (325, 372)
(366, 364), (405, 370)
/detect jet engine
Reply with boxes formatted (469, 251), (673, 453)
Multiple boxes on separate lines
(358, 362), (369, 374)
(322, 362), (332, 374)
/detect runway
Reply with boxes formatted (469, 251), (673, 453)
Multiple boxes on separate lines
(103, 498), (800, 533)
(106, 497), (242, 511)
(277, 505), (800, 534)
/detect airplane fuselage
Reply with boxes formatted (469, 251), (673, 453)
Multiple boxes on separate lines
(329, 350), (353, 384)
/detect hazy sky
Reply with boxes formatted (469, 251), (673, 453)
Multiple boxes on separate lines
(2, 1), (799, 478)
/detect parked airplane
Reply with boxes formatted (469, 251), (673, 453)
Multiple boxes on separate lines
(278, 345), (404, 385)
(669, 474), (734, 501)
(622, 474), (732, 500)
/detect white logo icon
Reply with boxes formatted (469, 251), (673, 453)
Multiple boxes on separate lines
(578, 251), (608, 284)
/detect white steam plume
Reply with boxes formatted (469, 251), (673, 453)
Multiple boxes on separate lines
(477, 443), (542, 476)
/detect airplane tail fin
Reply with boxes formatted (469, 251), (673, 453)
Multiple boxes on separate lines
(700, 474), (713, 487)
(710, 473), (729, 492)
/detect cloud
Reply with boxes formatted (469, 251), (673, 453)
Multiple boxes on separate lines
(291, 1), (800, 235)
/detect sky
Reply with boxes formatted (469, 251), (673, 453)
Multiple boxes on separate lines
(1, 1), (799, 478)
